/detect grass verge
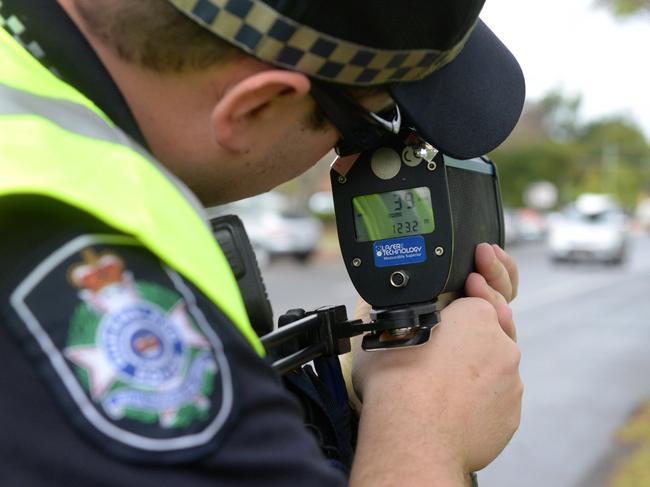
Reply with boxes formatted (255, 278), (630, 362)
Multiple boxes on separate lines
(608, 400), (650, 486)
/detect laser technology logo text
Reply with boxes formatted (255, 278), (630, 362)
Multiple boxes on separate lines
(373, 236), (427, 268)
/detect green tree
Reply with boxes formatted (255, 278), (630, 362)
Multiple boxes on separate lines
(573, 118), (650, 207)
(492, 92), (650, 209)
(492, 141), (583, 207)
(492, 91), (583, 206)
(598, 0), (650, 17)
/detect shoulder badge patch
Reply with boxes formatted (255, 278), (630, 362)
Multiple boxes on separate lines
(9, 235), (235, 461)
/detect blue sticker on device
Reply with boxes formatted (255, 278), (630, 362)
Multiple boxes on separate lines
(373, 236), (427, 268)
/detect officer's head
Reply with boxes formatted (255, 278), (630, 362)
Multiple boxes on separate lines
(65, 0), (524, 205)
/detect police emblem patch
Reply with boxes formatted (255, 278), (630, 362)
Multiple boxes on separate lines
(9, 235), (234, 458)
(65, 248), (217, 429)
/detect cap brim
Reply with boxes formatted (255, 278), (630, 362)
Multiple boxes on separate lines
(390, 20), (525, 160)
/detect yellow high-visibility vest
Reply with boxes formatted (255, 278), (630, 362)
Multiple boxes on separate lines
(0, 28), (264, 356)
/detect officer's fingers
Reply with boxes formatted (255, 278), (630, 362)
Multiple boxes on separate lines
(492, 244), (519, 301)
(465, 272), (508, 309)
(495, 301), (517, 342)
(475, 243), (514, 302)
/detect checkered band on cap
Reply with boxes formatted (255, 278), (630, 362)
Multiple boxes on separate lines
(168, 0), (472, 85)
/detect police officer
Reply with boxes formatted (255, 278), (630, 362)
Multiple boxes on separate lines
(0, 1), (523, 485)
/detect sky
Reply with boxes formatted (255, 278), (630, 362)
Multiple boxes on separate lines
(481, 0), (650, 138)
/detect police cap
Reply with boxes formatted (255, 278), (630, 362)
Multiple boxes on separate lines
(167, 0), (525, 159)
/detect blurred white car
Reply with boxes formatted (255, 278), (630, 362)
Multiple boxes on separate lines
(548, 194), (628, 265)
(211, 192), (323, 264)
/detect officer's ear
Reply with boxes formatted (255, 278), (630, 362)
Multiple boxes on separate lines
(212, 69), (311, 153)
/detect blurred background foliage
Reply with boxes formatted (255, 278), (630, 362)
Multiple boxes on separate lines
(598, 0), (650, 17)
(491, 90), (650, 209)
(492, 0), (650, 209)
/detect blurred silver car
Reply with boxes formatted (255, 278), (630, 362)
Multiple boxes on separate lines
(548, 194), (628, 265)
(211, 192), (323, 264)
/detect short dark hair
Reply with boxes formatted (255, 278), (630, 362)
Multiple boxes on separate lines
(74, 0), (242, 72)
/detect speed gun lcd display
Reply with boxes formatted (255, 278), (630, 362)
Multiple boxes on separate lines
(353, 187), (435, 242)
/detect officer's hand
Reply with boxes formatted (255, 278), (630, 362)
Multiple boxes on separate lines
(350, 297), (523, 485)
(343, 244), (521, 408)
